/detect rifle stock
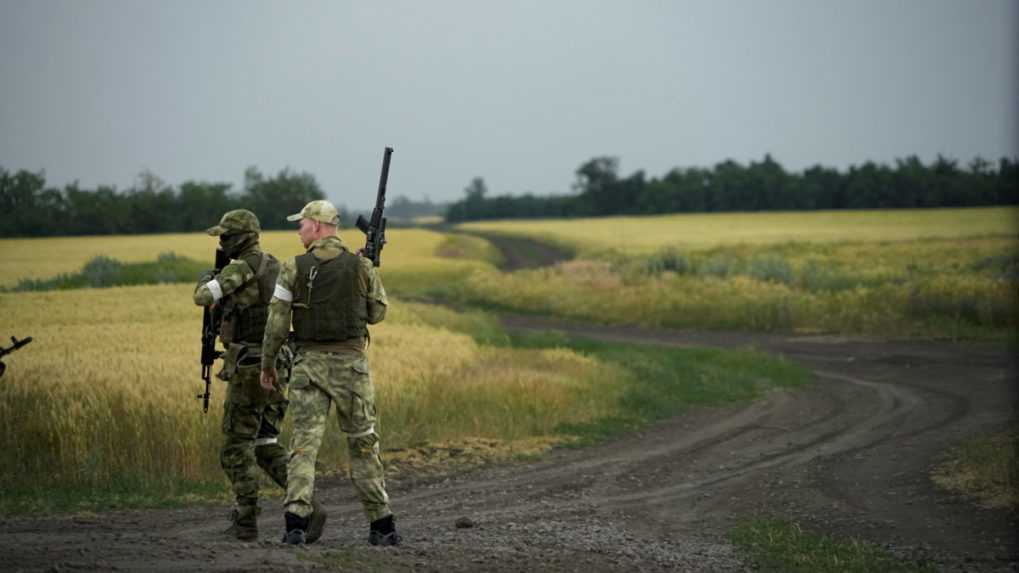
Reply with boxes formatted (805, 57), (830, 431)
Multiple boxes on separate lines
(0, 335), (33, 379)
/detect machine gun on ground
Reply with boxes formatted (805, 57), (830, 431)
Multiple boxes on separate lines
(355, 146), (393, 267)
(198, 248), (230, 412)
(0, 336), (33, 378)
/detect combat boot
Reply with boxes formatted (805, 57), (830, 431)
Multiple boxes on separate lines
(225, 505), (259, 541)
(283, 512), (308, 546)
(306, 500), (328, 544)
(368, 514), (401, 547)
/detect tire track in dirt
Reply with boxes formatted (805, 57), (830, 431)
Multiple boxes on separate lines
(490, 315), (1017, 570)
(3, 239), (1016, 571)
(2, 320), (1014, 572)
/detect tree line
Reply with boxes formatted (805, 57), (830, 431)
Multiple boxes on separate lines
(445, 155), (1019, 222)
(0, 166), (337, 237)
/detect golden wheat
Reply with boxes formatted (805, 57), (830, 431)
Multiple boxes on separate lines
(457, 207), (1018, 255)
(0, 284), (619, 493)
(0, 228), (491, 288)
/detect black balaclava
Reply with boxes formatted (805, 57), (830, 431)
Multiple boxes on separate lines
(219, 231), (259, 259)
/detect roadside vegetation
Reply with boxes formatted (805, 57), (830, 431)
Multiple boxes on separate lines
(931, 425), (1019, 510)
(451, 208), (1018, 338)
(456, 206), (1015, 254)
(0, 225), (806, 513)
(0, 228), (484, 290)
(9, 252), (207, 291)
(729, 519), (937, 572)
(1, 207), (1011, 514)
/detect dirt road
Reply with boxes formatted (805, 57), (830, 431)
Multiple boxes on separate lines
(2, 314), (1015, 572)
(4, 234), (1016, 571)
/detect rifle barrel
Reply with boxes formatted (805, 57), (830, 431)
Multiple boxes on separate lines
(375, 147), (393, 211)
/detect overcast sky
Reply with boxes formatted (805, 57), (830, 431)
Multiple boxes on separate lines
(1, 0), (1016, 210)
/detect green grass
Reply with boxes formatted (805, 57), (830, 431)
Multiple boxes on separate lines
(421, 235), (1017, 339)
(9, 252), (207, 291)
(509, 331), (810, 444)
(435, 210), (1019, 339)
(932, 425), (1019, 509)
(402, 309), (811, 446)
(729, 519), (937, 573)
(0, 477), (232, 514)
(435, 232), (505, 267)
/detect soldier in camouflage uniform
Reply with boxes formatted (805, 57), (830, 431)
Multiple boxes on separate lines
(260, 199), (400, 546)
(193, 209), (325, 541)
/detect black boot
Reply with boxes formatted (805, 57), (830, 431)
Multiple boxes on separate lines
(283, 512), (309, 546)
(368, 514), (401, 546)
(306, 500), (328, 544)
(225, 505), (259, 541)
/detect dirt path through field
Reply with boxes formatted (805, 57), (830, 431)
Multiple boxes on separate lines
(3, 233), (1016, 571)
(3, 316), (1015, 572)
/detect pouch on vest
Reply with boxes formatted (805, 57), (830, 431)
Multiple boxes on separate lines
(292, 251), (370, 342)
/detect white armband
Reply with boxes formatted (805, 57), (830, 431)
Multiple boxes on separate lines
(273, 284), (293, 302)
(206, 279), (223, 302)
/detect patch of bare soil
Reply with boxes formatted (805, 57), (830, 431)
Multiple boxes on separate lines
(3, 316), (1015, 572)
(461, 231), (573, 271)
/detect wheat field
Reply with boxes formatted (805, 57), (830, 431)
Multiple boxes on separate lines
(0, 284), (621, 502)
(0, 228), (617, 507)
(457, 207), (1018, 255)
(0, 228), (495, 289)
(446, 208), (1018, 337)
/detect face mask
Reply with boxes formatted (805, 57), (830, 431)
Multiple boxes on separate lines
(219, 232), (256, 258)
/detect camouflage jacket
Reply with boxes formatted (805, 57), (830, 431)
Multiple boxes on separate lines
(261, 235), (387, 370)
(193, 244), (266, 310)
(194, 243), (274, 378)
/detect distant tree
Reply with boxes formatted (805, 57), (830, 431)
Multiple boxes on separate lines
(179, 180), (237, 231)
(242, 166), (326, 229)
(126, 170), (176, 233)
(0, 167), (47, 235)
(801, 165), (842, 209)
(464, 177), (487, 201)
(573, 156), (622, 215)
(387, 194), (446, 221)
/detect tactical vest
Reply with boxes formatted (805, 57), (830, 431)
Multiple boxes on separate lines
(220, 251), (280, 344)
(292, 250), (369, 343)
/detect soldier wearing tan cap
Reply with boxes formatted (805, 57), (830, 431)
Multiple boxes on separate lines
(260, 200), (399, 546)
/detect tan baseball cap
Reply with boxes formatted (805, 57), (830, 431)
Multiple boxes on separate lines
(286, 200), (339, 226)
(206, 209), (261, 236)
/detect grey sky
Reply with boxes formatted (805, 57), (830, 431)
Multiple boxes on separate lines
(1, 0), (1016, 210)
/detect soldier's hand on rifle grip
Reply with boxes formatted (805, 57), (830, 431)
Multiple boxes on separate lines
(260, 367), (277, 392)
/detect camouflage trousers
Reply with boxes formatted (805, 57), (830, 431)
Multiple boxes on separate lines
(220, 361), (289, 509)
(284, 349), (392, 523)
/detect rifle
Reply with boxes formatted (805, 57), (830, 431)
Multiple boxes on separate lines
(355, 146), (393, 267)
(0, 335), (33, 378)
(198, 248), (230, 413)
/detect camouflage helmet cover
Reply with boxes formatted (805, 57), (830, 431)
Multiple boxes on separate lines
(286, 200), (340, 226)
(206, 209), (261, 236)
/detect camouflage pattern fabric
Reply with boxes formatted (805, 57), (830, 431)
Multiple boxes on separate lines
(261, 235), (387, 371)
(286, 199), (340, 225)
(221, 360), (289, 507)
(194, 236), (289, 511)
(284, 349), (391, 523)
(193, 247), (262, 310)
(261, 233), (391, 523)
(206, 208), (262, 236)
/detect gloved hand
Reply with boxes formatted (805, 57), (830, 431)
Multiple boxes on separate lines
(197, 269), (216, 284)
